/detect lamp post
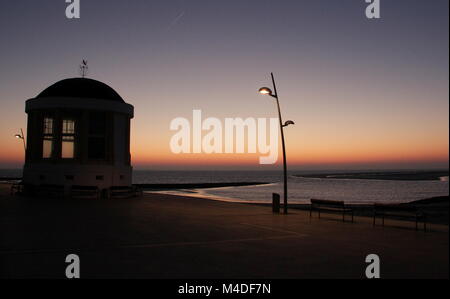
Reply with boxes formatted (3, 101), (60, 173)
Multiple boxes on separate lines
(15, 128), (26, 153)
(259, 73), (294, 214)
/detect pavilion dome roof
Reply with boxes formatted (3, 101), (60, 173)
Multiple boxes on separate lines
(36, 78), (124, 102)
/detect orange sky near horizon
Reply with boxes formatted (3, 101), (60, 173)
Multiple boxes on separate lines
(1, 122), (448, 170)
(1, 84), (449, 171)
(1, 79), (448, 170)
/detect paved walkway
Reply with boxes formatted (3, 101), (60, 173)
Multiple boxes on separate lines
(1, 185), (448, 278)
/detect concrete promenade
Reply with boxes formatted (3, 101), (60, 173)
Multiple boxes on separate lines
(0, 184), (448, 278)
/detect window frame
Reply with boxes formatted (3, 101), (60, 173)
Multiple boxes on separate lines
(88, 112), (107, 161)
(42, 116), (55, 159)
(61, 118), (76, 159)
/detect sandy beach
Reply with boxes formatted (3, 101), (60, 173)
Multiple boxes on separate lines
(0, 183), (448, 279)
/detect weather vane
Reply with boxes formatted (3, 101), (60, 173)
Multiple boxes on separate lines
(79, 59), (88, 78)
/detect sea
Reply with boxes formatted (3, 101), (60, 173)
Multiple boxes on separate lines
(133, 170), (449, 204)
(1, 169), (448, 204)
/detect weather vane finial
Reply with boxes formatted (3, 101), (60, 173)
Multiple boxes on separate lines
(79, 59), (88, 78)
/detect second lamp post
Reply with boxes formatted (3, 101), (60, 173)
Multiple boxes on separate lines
(259, 73), (294, 214)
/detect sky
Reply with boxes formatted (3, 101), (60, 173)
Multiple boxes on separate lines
(0, 0), (448, 170)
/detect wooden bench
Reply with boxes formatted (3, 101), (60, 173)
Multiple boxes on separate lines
(70, 185), (100, 199)
(10, 181), (24, 195)
(38, 184), (65, 198)
(310, 199), (354, 222)
(373, 203), (427, 231)
(110, 186), (142, 199)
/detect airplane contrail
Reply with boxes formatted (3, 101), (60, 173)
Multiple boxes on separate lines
(166, 11), (186, 32)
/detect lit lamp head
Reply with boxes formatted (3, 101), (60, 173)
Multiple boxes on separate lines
(15, 134), (23, 139)
(258, 87), (273, 96)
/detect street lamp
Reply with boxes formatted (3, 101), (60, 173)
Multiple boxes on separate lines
(259, 73), (294, 214)
(15, 128), (26, 153)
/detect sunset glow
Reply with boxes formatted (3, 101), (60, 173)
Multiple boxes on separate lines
(0, 0), (448, 170)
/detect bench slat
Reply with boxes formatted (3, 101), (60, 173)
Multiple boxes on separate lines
(310, 199), (354, 223)
(311, 199), (345, 207)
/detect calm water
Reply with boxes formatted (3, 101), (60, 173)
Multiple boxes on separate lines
(2, 169), (448, 204)
(196, 176), (449, 204)
(133, 170), (448, 204)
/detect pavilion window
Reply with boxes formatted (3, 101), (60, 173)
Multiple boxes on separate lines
(42, 117), (54, 158)
(62, 119), (76, 158)
(88, 112), (106, 160)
